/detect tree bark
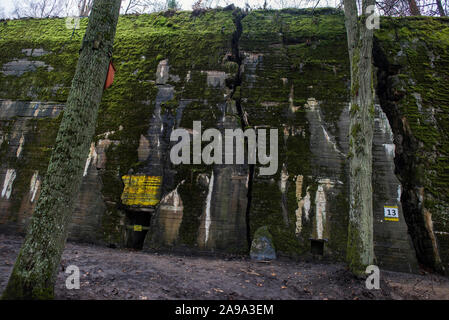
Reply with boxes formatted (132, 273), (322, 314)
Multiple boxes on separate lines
(1, 0), (121, 300)
(408, 0), (421, 15)
(343, 0), (375, 276)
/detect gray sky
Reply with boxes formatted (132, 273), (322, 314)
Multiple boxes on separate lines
(1, 0), (14, 16)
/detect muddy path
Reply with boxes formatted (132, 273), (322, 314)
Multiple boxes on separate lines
(0, 234), (448, 300)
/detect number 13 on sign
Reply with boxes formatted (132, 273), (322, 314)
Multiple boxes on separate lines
(384, 206), (399, 222)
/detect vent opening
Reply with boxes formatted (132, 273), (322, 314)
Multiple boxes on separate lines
(124, 209), (153, 250)
(310, 239), (325, 256)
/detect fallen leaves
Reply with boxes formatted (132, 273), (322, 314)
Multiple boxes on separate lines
(240, 268), (261, 276)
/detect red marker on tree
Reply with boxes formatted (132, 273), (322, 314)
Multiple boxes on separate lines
(104, 61), (116, 89)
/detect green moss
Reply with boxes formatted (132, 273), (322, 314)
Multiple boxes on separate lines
(1, 264), (54, 300)
(346, 224), (367, 276)
(0, 119), (16, 160)
(7, 115), (62, 218)
(176, 169), (209, 246)
(350, 104), (359, 117)
(351, 123), (362, 138)
(240, 9), (350, 259)
(91, 10), (235, 243)
(0, 17), (88, 101)
(376, 16), (449, 271)
(376, 18), (449, 197)
(1, 11), (447, 266)
(251, 226), (274, 245)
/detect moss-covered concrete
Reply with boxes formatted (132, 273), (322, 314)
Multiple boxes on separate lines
(240, 8), (350, 260)
(0, 10), (448, 272)
(375, 16), (449, 273)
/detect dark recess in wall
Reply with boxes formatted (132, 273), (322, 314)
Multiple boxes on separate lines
(373, 37), (439, 273)
(125, 209), (152, 250)
(230, 8), (253, 252)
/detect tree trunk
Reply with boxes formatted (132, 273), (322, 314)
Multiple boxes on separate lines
(1, 0), (121, 300)
(408, 0), (421, 15)
(343, 0), (375, 276)
(436, 0), (446, 16)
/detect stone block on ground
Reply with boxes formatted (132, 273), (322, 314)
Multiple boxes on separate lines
(250, 226), (276, 261)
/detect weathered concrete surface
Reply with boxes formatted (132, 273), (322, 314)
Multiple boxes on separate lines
(238, 10), (420, 272)
(142, 55), (249, 253)
(375, 17), (449, 273)
(373, 105), (418, 272)
(0, 10), (448, 273)
(0, 99), (105, 243)
(372, 104), (419, 273)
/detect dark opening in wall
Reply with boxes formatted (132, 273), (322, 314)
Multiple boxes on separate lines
(124, 209), (153, 250)
(310, 239), (325, 256)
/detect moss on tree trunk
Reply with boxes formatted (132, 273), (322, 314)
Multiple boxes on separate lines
(1, 0), (122, 300)
(344, 0), (375, 276)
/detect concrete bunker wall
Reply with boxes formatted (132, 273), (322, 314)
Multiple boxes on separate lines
(0, 9), (448, 273)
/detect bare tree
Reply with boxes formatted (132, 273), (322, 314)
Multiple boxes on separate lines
(436, 0), (447, 15)
(408, 0), (421, 15)
(13, 0), (65, 18)
(270, 0), (334, 9)
(123, 0), (142, 14)
(376, 0), (447, 16)
(272, 0), (288, 8)
(1, 0), (122, 300)
(344, 0), (375, 276)
(78, 0), (94, 16)
(192, 0), (216, 9)
(121, 0), (166, 14)
(424, 0), (448, 16)
(60, 0), (93, 17)
(376, 0), (410, 16)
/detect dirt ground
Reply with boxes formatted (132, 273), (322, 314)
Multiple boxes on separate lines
(0, 234), (448, 300)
